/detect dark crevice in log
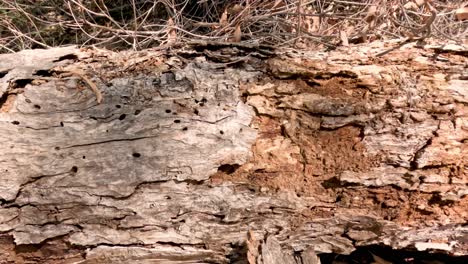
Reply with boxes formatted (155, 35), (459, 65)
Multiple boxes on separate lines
(33, 70), (54, 77)
(0, 92), (9, 108)
(53, 54), (78, 62)
(218, 164), (240, 175)
(0, 70), (9, 79)
(12, 79), (33, 88)
(319, 245), (468, 264)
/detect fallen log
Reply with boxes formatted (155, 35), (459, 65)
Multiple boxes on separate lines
(0, 41), (466, 263)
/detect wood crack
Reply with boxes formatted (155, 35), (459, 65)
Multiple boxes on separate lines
(61, 135), (161, 149)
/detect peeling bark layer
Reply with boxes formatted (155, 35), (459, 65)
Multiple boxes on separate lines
(0, 42), (467, 263)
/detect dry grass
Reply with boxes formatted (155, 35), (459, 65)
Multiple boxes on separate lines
(0, 0), (466, 53)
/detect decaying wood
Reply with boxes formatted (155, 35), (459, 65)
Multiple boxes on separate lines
(0, 41), (466, 263)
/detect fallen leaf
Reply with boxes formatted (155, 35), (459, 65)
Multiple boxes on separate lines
(415, 0), (425, 6)
(220, 9), (228, 26)
(230, 4), (243, 15)
(403, 2), (419, 11)
(340, 30), (349, 46)
(365, 5), (377, 23)
(455, 7), (468, 21)
(233, 24), (241, 42)
(167, 17), (177, 43)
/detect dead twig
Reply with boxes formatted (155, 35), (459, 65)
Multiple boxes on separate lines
(376, 0), (438, 57)
(57, 67), (103, 104)
(0, 0), (465, 53)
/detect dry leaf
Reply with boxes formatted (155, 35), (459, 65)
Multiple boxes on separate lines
(455, 7), (468, 21)
(340, 30), (349, 46)
(167, 17), (176, 43)
(219, 9), (228, 26)
(343, 21), (355, 37)
(233, 25), (241, 42)
(273, 0), (284, 9)
(229, 4), (243, 15)
(311, 16), (320, 32)
(365, 5), (377, 23)
(346, 25), (355, 36)
(167, 17), (174, 27)
(403, 2), (419, 11)
(415, 0), (425, 6)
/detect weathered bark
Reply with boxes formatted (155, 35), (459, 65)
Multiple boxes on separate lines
(0, 41), (466, 263)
